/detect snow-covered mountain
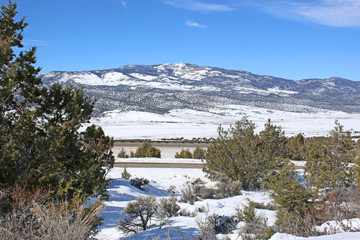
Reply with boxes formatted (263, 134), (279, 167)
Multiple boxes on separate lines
(41, 63), (360, 116)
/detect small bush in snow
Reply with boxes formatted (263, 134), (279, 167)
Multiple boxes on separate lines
(118, 195), (158, 234)
(180, 178), (220, 204)
(237, 202), (274, 240)
(121, 168), (131, 180)
(131, 142), (161, 158)
(158, 197), (180, 218)
(215, 177), (242, 199)
(175, 149), (192, 158)
(180, 182), (198, 205)
(117, 148), (129, 158)
(130, 177), (149, 191)
(167, 185), (176, 195)
(196, 213), (237, 239)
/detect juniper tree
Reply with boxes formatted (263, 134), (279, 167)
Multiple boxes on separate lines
(0, 1), (114, 201)
(305, 121), (356, 190)
(204, 117), (286, 190)
(288, 133), (306, 161)
(175, 149), (192, 158)
(132, 142), (161, 158)
(266, 157), (315, 232)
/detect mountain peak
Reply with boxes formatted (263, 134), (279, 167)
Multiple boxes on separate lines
(41, 64), (360, 114)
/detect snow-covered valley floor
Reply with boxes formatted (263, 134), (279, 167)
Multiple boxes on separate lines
(90, 107), (360, 140)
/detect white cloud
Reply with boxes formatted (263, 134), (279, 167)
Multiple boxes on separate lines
(186, 20), (208, 28)
(238, 0), (360, 27)
(295, 0), (360, 27)
(161, 0), (234, 12)
(161, 0), (360, 27)
(120, 0), (127, 9)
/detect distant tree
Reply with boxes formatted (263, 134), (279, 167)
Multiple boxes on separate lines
(305, 121), (356, 190)
(204, 117), (286, 190)
(288, 133), (306, 160)
(117, 148), (129, 158)
(121, 168), (131, 180)
(132, 142), (161, 158)
(258, 119), (289, 162)
(0, 1), (114, 202)
(193, 146), (206, 159)
(175, 149), (192, 158)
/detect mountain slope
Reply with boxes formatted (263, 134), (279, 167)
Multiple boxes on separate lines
(41, 63), (360, 115)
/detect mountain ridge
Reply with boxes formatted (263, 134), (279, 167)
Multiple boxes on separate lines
(41, 63), (360, 115)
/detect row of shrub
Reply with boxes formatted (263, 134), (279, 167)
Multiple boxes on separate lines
(117, 143), (206, 159)
(117, 142), (161, 158)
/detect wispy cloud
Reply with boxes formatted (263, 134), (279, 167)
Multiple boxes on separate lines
(120, 0), (127, 9)
(186, 20), (208, 28)
(23, 39), (50, 46)
(161, 0), (234, 12)
(237, 0), (360, 28)
(294, 0), (360, 27)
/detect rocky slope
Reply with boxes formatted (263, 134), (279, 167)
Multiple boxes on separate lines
(41, 63), (360, 116)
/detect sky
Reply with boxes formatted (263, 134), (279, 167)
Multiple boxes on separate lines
(6, 0), (360, 81)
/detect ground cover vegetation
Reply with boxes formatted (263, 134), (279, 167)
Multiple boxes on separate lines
(117, 118), (360, 239)
(175, 147), (206, 159)
(117, 142), (161, 158)
(203, 116), (360, 238)
(0, 1), (114, 237)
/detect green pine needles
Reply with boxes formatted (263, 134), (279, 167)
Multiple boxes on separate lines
(0, 1), (114, 202)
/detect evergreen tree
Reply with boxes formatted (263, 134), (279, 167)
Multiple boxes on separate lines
(175, 149), (192, 158)
(266, 157), (315, 230)
(288, 133), (306, 160)
(0, 1), (114, 201)
(132, 142), (161, 158)
(258, 119), (289, 161)
(193, 146), (205, 159)
(305, 121), (356, 190)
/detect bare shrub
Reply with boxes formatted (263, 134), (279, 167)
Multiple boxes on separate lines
(237, 202), (275, 240)
(158, 197), (180, 219)
(167, 185), (176, 195)
(180, 179), (217, 204)
(196, 215), (217, 240)
(180, 182), (198, 205)
(118, 195), (158, 234)
(215, 177), (242, 198)
(0, 185), (103, 240)
(130, 177), (150, 191)
(196, 213), (237, 239)
(198, 205), (207, 213)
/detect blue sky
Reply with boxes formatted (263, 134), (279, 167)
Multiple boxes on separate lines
(8, 0), (360, 81)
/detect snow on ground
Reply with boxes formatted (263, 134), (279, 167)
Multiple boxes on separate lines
(270, 232), (360, 240)
(89, 106), (360, 140)
(92, 105), (360, 239)
(95, 167), (275, 240)
(96, 166), (360, 240)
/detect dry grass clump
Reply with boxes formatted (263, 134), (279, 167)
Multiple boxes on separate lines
(0, 185), (103, 240)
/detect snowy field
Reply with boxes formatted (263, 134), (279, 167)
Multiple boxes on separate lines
(96, 167), (360, 240)
(90, 106), (360, 140)
(93, 106), (360, 239)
